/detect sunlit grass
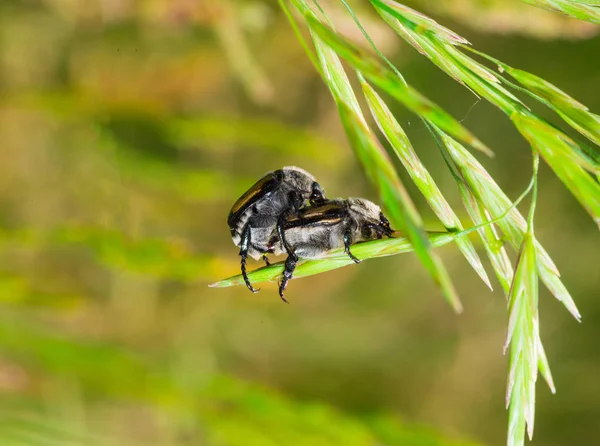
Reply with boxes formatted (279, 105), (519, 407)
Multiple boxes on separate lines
(220, 1), (600, 445)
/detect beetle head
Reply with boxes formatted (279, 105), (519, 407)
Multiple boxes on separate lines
(283, 166), (325, 204)
(348, 198), (394, 241)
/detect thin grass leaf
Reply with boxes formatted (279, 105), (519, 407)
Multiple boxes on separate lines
(371, 0), (470, 45)
(522, 0), (600, 24)
(338, 103), (462, 312)
(537, 262), (581, 321)
(373, 2), (525, 115)
(279, 0), (323, 75)
(513, 112), (600, 227)
(558, 109), (600, 150)
(302, 13), (492, 156)
(495, 60), (600, 151)
(536, 333), (556, 394)
(459, 184), (514, 294)
(299, 5), (463, 312)
(462, 47), (600, 170)
(360, 76), (492, 290)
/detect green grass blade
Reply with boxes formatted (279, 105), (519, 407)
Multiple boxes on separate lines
(513, 112), (600, 227)
(497, 62), (600, 149)
(370, 0), (470, 45)
(462, 47), (600, 170)
(536, 327), (556, 394)
(295, 3), (463, 312)
(337, 103), (462, 312)
(459, 184), (514, 293)
(522, 0), (600, 24)
(360, 77), (492, 290)
(303, 14), (492, 156)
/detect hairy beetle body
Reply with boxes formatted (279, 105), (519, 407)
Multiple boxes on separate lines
(267, 198), (393, 301)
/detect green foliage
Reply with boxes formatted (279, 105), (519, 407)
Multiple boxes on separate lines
(215, 1), (600, 445)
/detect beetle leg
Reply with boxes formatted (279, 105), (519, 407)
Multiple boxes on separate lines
(344, 230), (361, 264)
(278, 252), (298, 303)
(277, 214), (295, 257)
(239, 224), (260, 293)
(262, 255), (271, 266)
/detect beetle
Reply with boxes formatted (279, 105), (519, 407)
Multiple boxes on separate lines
(266, 197), (394, 301)
(227, 166), (326, 293)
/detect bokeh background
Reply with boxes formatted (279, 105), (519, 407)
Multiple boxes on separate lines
(1, 1), (599, 445)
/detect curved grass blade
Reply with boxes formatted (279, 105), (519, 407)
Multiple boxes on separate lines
(370, 0), (470, 45)
(303, 14), (492, 156)
(469, 49), (600, 155)
(522, 0), (600, 24)
(301, 6), (463, 313)
(513, 112), (600, 228)
(459, 184), (514, 293)
(338, 103), (462, 312)
(360, 77), (492, 290)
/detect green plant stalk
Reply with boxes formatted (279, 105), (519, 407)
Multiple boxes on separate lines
(506, 153), (541, 444)
(211, 185), (536, 289)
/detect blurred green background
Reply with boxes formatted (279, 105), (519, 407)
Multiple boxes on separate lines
(0, 1), (599, 445)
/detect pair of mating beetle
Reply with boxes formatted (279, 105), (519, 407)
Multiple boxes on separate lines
(227, 166), (395, 301)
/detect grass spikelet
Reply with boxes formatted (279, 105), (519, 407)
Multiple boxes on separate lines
(522, 0), (600, 24)
(437, 131), (582, 320)
(505, 152), (542, 445)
